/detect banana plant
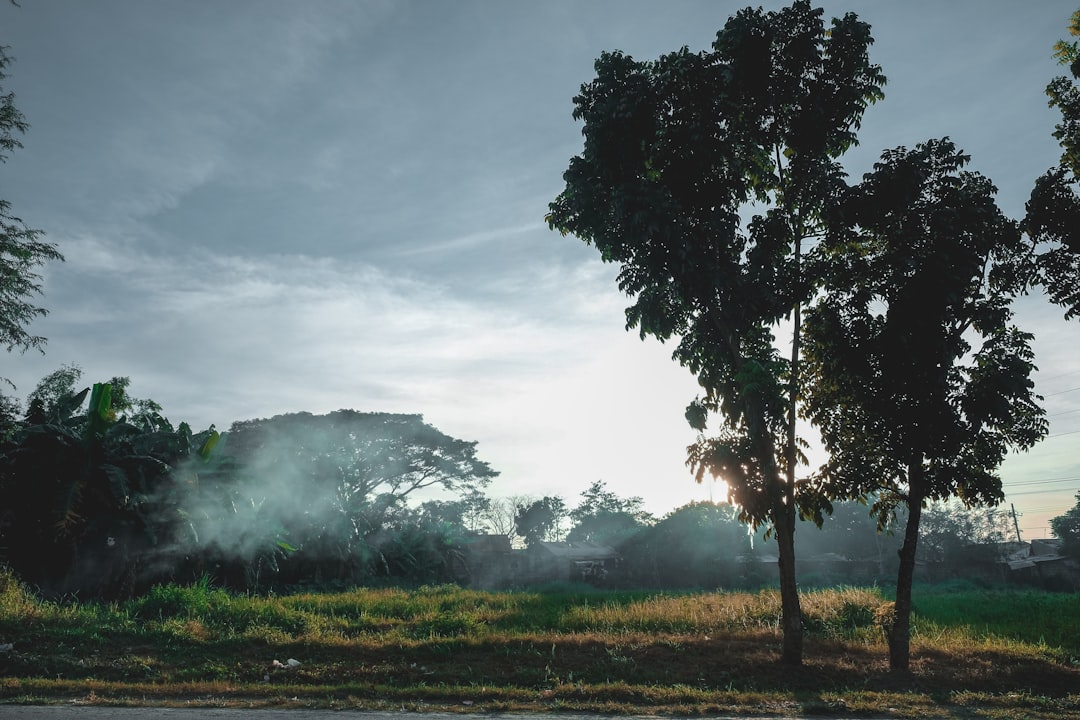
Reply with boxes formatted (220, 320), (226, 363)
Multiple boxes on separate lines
(0, 381), (233, 597)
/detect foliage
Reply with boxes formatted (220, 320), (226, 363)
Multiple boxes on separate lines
(0, 42), (63, 363)
(514, 495), (566, 546)
(566, 480), (652, 545)
(918, 503), (1015, 564)
(0, 370), (506, 595)
(1026, 8), (1080, 318)
(23, 363), (83, 422)
(214, 410), (498, 586)
(617, 501), (754, 588)
(568, 480), (646, 524)
(547, 0), (885, 665)
(565, 510), (646, 546)
(223, 410), (497, 508)
(0, 376), (221, 598)
(1052, 9), (1080, 69)
(803, 138), (1047, 670)
(1050, 492), (1080, 558)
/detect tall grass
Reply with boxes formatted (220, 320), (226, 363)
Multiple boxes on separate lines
(912, 587), (1080, 653)
(0, 566), (1077, 718)
(4, 568), (1076, 651)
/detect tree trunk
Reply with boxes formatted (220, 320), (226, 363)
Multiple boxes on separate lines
(774, 507), (804, 665)
(890, 465), (925, 672)
(744, 386), (803, 666)
(779, 234), (804, 666)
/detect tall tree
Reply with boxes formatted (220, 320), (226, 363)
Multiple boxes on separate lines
(566, 480), (652, 545)
(514, 495), (566, 547)
(569, 480), (644, 520)
(220, 410), (498, 583)
(482, 495), (526, 539)
(0, 41), (63, 367)
(547, 0), (883, 664)
(23, 362), (83, 422)
(803, 139), (1047, 670)
(1050, 492), (1080, 559)
(1025, 8), (1080, 318)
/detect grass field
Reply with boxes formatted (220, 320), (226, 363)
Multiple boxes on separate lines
(0, 570), (1077, 718)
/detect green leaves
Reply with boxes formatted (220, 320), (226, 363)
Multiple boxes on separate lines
(549, 2), (885, 472)
(805, 138), (1045, 512)
(550, 8), (886, 664)
(0, 45), (63, 364)
(1050, 492), (1080, 559)
(1024, 10), (1080, 319)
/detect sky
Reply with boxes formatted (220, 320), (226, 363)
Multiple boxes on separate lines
(2, 0), (1079, 539)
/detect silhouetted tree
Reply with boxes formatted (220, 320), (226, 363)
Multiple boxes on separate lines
(918, 503), (1014, 566)
(369, 500), (473, 584)
(481, 495), (524, 539)
(1050, 492), (1080, 558)
(0, 39), (63, 369)
(803, 139), (1047, 670)
(220, 411), (499, 584)
(23, 363), (82, 423)
(547, 0), (884, 664)
(566, 480), (652, 545)
(568, 480), (646, 522)
(514, 496), (565, 546)
(0, 376), (220, 597)
(1026, 8), (1080, 318)
(618, 501), (751, 588)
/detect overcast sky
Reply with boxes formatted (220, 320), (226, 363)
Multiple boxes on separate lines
(3, 0), (1079, 538)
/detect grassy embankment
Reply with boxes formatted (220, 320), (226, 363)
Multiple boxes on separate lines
(0, 569), (1077, 718)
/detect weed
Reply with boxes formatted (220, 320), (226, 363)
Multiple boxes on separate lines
(0, 569), (1077, 719)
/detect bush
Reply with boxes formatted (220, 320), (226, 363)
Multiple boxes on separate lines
(132, 576), (226, 620)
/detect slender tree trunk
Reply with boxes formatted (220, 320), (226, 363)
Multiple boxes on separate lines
(743, 382), (804, 666)
(776, 300), (804, 666)
(777, 202), (805, 666)
(890, 464), (925, 671)
(774, 506), (803, 664)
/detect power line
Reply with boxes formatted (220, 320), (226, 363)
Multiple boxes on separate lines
(1047, 429), (1080, 439)
(1008, 487), (1080, 497)
(1044, 386), (1080, 397)
(1038, 369), (1080, 383)
(1005, 476), (1079, 488)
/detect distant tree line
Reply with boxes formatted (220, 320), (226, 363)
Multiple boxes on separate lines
(0, 366), (501, 597)
(0, 365), (1051, 600)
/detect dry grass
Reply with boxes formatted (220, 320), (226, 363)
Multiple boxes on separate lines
(0, 571), (1076, 718)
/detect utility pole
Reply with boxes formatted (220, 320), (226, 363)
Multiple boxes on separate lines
(1010, 503), (1022, 543)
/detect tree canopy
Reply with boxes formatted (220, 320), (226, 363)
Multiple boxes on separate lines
(1050, 492), (1080, 559)
(1025, 8), (1080, 318)
(0, 42), (63, 363)
(803, 138), (1047, 670)
(547, 0), (884, 665)
(514, 495), (566, 547)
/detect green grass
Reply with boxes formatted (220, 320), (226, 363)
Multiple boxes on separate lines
(911, 587), (1080, 652)
(0, 568), (1077, 718)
